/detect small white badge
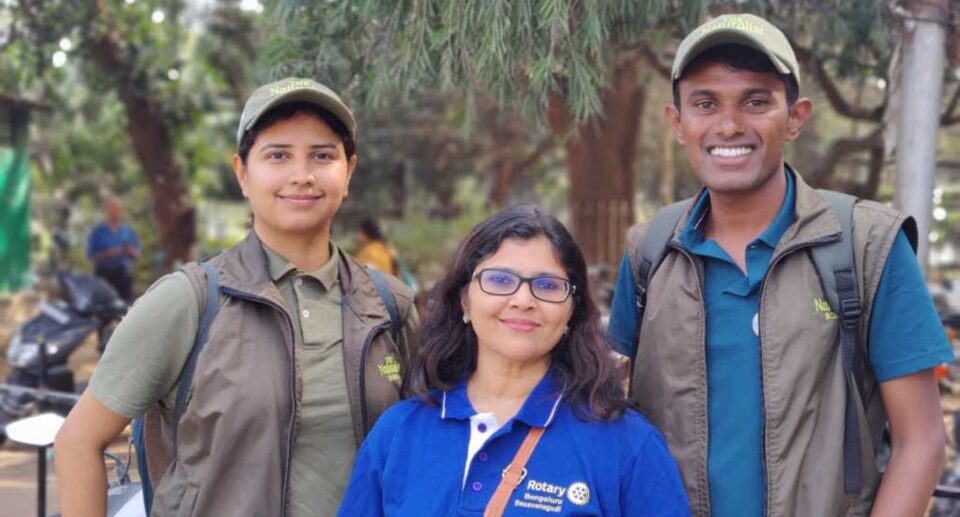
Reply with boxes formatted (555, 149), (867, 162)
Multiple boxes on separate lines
(567, 482), (590, 506)
(752, 313), (760, 336)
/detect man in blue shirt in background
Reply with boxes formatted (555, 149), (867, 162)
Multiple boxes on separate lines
(608, 13), (952, 517)
(86, 196), (140, 301)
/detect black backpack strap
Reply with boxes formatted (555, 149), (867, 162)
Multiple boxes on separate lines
(810, 190), (863, 494)
(368, 268), (401, 342)
(171, 261), (221, 456)
(632, 199), (692, 328)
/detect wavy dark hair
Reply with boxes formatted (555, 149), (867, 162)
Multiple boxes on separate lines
(403, 204), (627, 420)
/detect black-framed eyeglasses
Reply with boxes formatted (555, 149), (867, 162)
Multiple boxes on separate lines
(473, 268), (576, 303)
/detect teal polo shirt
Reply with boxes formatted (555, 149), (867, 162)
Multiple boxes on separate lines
(607, 168), (953, 517)
(676, 171), (797, 517)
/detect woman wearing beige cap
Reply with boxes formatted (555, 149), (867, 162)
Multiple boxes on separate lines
(54, 78), (419, 517)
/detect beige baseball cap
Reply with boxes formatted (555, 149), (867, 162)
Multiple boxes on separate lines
(672, 13), (800, 88)
(236, 77), (357, 145)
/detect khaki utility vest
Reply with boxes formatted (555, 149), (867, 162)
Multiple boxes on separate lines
(628, 172), (912, 517)
(148, 232), (414, 517)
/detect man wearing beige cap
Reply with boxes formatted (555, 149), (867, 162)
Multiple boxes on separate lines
(608, 14), (950, 517)
(55, 77), (419, 516)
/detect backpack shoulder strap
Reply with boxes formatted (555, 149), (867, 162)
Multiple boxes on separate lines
(368, 268), (401, 342)
(172, 261), (221, 448)
(810, 189), (864, 495)
(809, 190), (860, 340)
(631, 199), (692, 326)
(136, 261), (220, 515)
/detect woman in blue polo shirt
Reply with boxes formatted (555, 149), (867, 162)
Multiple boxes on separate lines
(339, 204), (689, 516)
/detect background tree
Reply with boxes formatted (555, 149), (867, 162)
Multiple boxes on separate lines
(271, 0), (960, 264)
(2, 0), (261, 268)
(269, 0), (695, 263)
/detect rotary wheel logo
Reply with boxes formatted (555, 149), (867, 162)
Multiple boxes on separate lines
(566, 482), (590, 506)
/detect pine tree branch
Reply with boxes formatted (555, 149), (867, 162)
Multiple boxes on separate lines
(808, 127), (884, 186)
(635, 44), (671, 80)
(487, 135), (555, 206)
(516, 136), (555, 172)
(792, 43), (886, 122)
(940, 83), (960, 126)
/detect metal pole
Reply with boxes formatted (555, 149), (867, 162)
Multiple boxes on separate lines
(38, 446), (46, 517)
(894, 0), (949, 272)
(37, 336), (47, 412)
(37, 336), (48, 517)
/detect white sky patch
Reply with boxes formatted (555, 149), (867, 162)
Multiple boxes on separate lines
(167, 68), (180, 81)
(151, 9), (165, 23)
(239, 0), (264, 13)
(934, 207), (948, 222)
(59, 37), (72, 51)
(52, 51), (67, 68)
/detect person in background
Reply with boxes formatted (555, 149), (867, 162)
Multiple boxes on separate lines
(338, 204), (689, 516)
(354, 217), (398, 275)
(86, 196), (140, 301)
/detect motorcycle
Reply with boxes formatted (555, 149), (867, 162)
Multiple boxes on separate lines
(0, 233), (128, 445)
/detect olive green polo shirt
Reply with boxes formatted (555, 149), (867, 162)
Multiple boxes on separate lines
(89, 242), (361, 515)
(261, 244), (355, 517)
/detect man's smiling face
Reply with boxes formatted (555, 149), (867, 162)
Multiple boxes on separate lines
(667, 60), (809, 196)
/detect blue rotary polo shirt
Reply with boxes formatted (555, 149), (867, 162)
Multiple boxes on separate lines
(338, 368), (690, 516)
(607, 168), (954, 517)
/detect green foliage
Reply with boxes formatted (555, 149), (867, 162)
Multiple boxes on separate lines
(6, 1), (263, 197)
(374, 210), (486, 287)
(773, 0), (896, 81)
(2, 0), (267, 281)
(267, 0), (906, 127)
(267, 0), (699, 125)
(343, 177), (495, 287)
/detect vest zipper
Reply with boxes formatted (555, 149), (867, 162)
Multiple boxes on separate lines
(665, 241), (712, 513)
(757, 232), (841, 514)
(358, 322), (393, 433)
(664, 233), (840, 514)
(222, 287), (298, 517)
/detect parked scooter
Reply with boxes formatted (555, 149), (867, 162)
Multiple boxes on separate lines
(0, 232), (127, 445)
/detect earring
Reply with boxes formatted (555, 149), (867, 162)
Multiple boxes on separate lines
(463, 314), (470, 324)
(563, 326), (569, 336)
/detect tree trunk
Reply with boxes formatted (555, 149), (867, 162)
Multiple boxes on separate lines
(85, 2), (195, 268)
(660, 121), (675, 205)
(488, 136), (555, 208)
(894, 0), (949, 270)
(549, 56), (644, 265)
(121, 94), (196, 266)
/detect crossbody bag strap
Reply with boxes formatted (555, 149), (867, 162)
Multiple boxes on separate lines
(483, 427), (546, 517)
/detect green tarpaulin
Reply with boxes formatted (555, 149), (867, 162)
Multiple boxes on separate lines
(0, 105), (31, 292)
